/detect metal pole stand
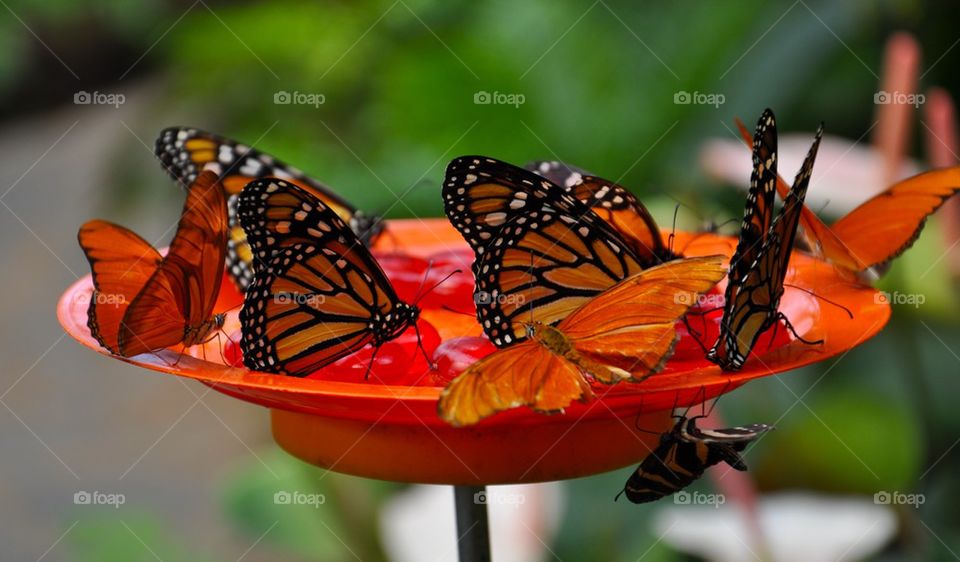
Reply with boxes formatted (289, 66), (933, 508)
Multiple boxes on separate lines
(454, 485), (491, 562)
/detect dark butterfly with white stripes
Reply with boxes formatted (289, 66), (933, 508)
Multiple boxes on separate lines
(237, 179), (415, 377)
(618, 414), (773, 504)
(155, 127), (383, 290)
(525, 160), (679, 266)
(706, 109), (824, 370)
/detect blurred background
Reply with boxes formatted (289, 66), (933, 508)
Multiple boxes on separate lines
(2, 0), (960, 560)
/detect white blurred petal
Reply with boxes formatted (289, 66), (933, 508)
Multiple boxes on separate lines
(700, 135), (920, 216)
(652, 492), (897, 562)
(379, 483), (564, 562)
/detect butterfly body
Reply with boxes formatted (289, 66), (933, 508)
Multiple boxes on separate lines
(620, 416), (772, 504)
(437, 255), (728, 426)
(526, 321), (632, 385)
(181, 313), (226, 348)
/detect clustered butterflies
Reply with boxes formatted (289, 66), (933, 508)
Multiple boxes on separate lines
(74, 109), (960, 505)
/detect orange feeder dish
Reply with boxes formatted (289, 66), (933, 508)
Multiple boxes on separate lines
(57, 218), (889, 485)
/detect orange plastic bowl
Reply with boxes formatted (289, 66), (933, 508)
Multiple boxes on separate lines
(57, 219), (889, 485)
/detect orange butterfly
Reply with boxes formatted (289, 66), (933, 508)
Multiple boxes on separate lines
(437, 256), (726, 426)
(733, 118), (960, 276)
(78, 170), (228, 357)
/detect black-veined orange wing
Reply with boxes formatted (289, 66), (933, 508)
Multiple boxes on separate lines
(238, 179), (417, 376)
(78, 221), (162, 354)
(443, 156), (645, 347)
(155, 127), (383, 289)
(118, 170), (228, 356)
(526, 161), (678, 265)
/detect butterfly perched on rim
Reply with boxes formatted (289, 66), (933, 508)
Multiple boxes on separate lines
(707, 109), (824, 370)
(237, 179), (417, 377)
(732, 118), (960, 277)
(437, 256), (728, 426)
(618, 413), (772, 504)
(78, 170), (228, 357)
(155, 127), (384, 289)
(443, 155), (656, 348)
(525, 160), (680, 266)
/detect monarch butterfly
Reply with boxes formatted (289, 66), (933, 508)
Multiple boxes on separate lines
(443, 156), (650, 347)
(78, 170), (228, 357)
(707, 109), (824, 370)
(237, 179), (417, 377)
(155, 127), (383, 289)
(437, 256), (727, 426)
(526, 160), (679, 265)
(732, 119), (960, 276)
(618, 414), (772, 504)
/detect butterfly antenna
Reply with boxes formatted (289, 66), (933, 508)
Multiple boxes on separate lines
(783, 283), (854, 319)
(441, 304), (475, 317)
(412, 259), (435, 304)
(413, 269), (464, 307)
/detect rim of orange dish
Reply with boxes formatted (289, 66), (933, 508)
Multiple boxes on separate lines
(57, 218), (889, 425)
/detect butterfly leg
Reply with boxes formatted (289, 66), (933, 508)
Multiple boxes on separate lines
(777, 312), (824, 346)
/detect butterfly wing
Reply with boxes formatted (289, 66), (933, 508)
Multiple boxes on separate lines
(527, 161), (675, 265)
(436, 341), (593, 426)
(622, 438), (704, 504)
(828, 167), (960, 271)
(524, 160), (590, 188)
(155, 127), (381, 289)
(78, 221), (163, 354)
(238, 180), (414, 376)
(708, 125), (822, 370)
(727, 109), (779, 282)
(733, 119), (960, 273)
(118, 170), (228, 356)
(443, 156), (645, 347)
(685, 421), (774, 444)
(558, 256), (727, 380)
